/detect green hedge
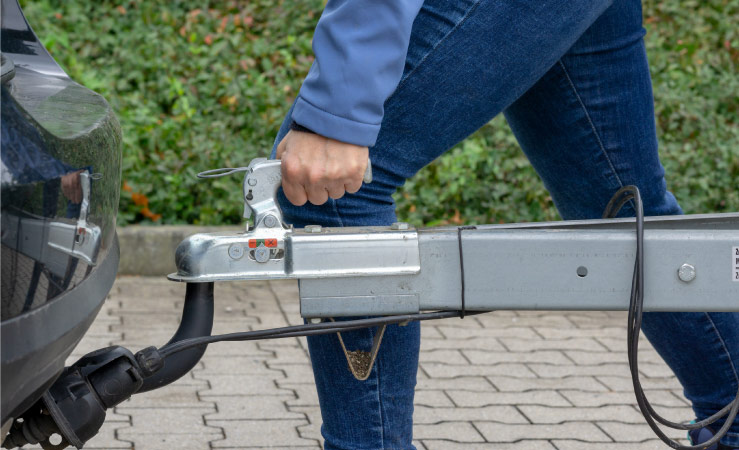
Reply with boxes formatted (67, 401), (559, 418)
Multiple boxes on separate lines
(22, 0), (738, 226)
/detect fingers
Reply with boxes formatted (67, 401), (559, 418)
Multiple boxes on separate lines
(277, 130), (369, 206)
(281, 155), (308, 206)
(282, 179), (308, 206)
(275, 134), (288, 159)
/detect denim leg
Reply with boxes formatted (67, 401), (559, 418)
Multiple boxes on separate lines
(503, 1), (739, 445)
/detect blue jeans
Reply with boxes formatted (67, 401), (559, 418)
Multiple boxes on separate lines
(271, 0), (739, 447)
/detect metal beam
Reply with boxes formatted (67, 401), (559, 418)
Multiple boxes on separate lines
(299, 213), (739, 317)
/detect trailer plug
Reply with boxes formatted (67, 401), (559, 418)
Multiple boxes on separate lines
(3, 346), (162, 449)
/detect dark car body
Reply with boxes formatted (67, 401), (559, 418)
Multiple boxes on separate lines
(1, 0), (121, 430)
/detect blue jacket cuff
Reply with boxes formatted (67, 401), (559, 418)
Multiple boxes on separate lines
(291, 96), (380, 147)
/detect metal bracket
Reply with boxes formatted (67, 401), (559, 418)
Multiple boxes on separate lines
(332, 319), (386, 381)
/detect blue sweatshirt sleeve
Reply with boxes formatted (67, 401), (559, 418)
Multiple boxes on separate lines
(290, 0), (424, 147)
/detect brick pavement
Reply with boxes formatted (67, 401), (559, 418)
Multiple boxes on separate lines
(51, 276), (694, 449)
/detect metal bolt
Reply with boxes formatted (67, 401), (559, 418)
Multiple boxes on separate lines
(305, 224), (322, 233)
(263, 215), (278, 228)
(254, 246), (270, 263)
(391, 222), (410, 230)
(228, 244), (244, 260)
(308, 318), (323, 324)
(678, 263), (696, 282)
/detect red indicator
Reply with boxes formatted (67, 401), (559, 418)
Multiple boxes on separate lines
(248, 239), (257, 248)
(265, 239), (278, 248)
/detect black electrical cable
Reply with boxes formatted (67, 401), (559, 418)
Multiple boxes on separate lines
(457, 225), (477, 319)
(159, 310), (481, 359)
(604, 186), (739, 449)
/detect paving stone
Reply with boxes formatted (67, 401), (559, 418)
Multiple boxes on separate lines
(597, 336), (653, 352)
(518, 405), (647, 424)
(119, 407), (216, 434)
(85, 319), (117, 335)
(258, 337), (305, 349)
(413, 405), (528, 424)
(282, 383), (320, 407)
(463, 350), (571, 366)
(421, 338), (506, 352)
(413, 422), (485, 442)
(434, 317), (484, 328)
(559, 390), (687, 407)
(564, 349), (664, 365)
(82, 421), (132, 449)
(552, 440), (683, 450)
(116, 293), (181, 313)
(208, 420), (316, 447)
(199, 340), (274, 357)
(448, 390), (571, 407)
(474, 313), (575, 329)
(112, 311), (181, 329)
(638, 362), (679, 378)
(198, 355), (281, 376)
(261, 346), (314, 364)
(289, 405), (323, 442)
(421, 363), (537, 379)
(209, 313), (260, 329)
(419, 349), (470, 365)
(120, 432), (221, 450)
(267, 280), (300, 298)
(154, 367), (208, 387)
(499, 337), (608, 352)
(271, 363), (316, 383)
(421, 325), (445, 339)
(487, 376), (607, 393)
(597, 422), (686, 442)
(199, 374), (285, 396)
(565, 313), (626, 329)
(105, 410), (131, 422)
(416, 376), (494, 392)
(436, 326), (540, 340)
(422, 441), (557, 450)
(205, 395), (303, 420)
(527, 362), (632, 378)
(475, 421), (611, 442)
(249, 312), (291, 328)
(534, 327), (625, 339)
(415, 390), (456, 407)
(215, 447), (320, 450)
(596, 375), (682, 392)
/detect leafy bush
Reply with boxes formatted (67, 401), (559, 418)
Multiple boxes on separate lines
(21, 0), (738, 226)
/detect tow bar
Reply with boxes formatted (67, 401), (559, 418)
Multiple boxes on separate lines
(5, 158), (738, 449)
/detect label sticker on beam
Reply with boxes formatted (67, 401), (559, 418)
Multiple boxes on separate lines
(248, 239), (279, 248)
(734, 246), (739, 282)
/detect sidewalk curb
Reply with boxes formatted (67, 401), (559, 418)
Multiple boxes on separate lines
(117, 225), (240, 276)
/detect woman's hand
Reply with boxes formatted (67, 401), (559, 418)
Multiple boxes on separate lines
(276, 130), (369, 206)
